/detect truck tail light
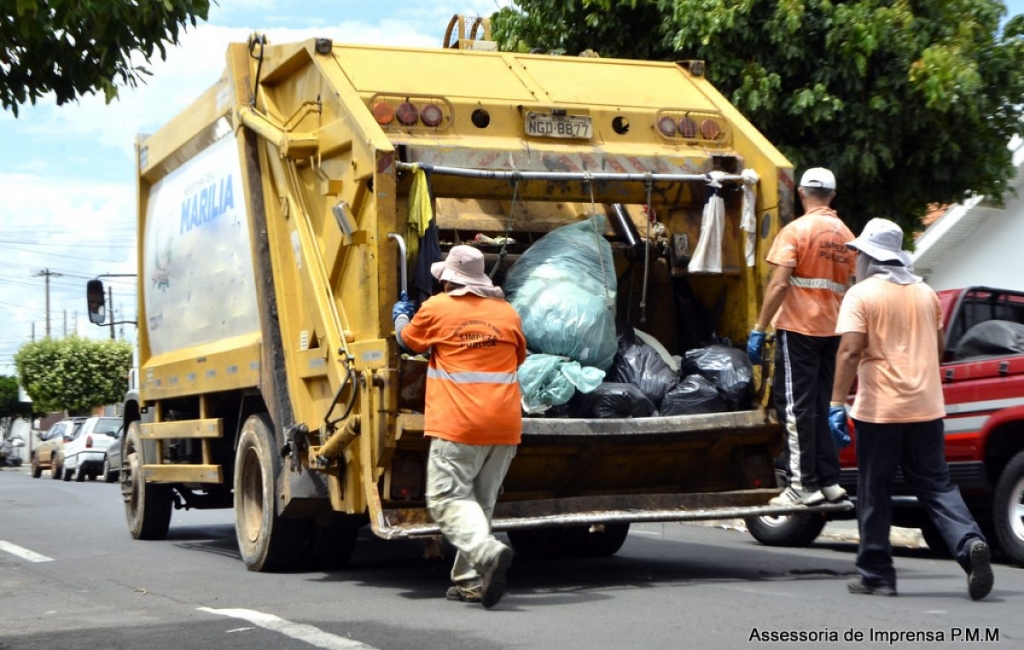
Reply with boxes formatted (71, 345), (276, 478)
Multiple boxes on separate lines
(700, 118), (723, 140)
(678, 116), (698, 138)
(388, 453), (425, 501)
(420, 103), (443, 127)
(371, 101), (395, 125)
(395, 102), (419, 126)
(85, 435), (93, 449)
(743, 452), (773, 489)
(656, 115), (676, 137)
(368, 94), (452, 131)
(655, 108), (730, 144)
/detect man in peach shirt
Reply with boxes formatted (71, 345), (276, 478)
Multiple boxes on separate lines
(831, 218), (992, 600)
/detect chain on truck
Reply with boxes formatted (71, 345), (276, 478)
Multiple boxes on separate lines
(87, 17), (850, 572)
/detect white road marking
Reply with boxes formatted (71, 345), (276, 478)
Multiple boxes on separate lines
(0, 541), (54, 563)
(198, 607), (379, 650)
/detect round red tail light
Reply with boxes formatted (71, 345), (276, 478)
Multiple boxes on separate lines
(656, 115), (676, 137)
(678, 116), (698, 139)
(396, 102), (419, 126)
(420, 103), (443, 127)
(700, 119), (722, 140)
(371, 102), (395, 125)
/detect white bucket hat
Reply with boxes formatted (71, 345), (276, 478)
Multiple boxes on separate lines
(847, 218), (912, 266)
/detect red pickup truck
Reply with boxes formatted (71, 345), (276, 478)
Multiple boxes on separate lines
(747, 286), (1024, 565)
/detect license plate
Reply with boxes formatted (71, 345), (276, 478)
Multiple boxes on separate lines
(524, 112), (592, 139)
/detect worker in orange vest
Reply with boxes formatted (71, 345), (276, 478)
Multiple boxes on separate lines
(394, 245), (527, 609)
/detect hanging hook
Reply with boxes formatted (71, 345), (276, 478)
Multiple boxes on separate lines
(639, 173), (654, 324)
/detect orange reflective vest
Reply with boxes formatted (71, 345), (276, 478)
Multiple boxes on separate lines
(400, 293), (527, 445)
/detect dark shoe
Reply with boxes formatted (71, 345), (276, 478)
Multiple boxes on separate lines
(847, 577), (897, 596)
(967, 540), (994, 601)
(481, 545), (514, 609)
(446, 585), (482, 603)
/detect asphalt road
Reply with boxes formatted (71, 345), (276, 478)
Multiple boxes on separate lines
(1, 464), (1020, 650)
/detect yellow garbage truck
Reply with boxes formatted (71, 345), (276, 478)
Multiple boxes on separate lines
(90, 27), (848, 572)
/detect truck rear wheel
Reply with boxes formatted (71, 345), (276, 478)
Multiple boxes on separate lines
(507, 523), (630, 559)
(305, 519), (361, 570)
(124, 421), (173, 540)
(234, 413), (308, 572)
(31, 454), (42, 478)
(993, 450), (1024, 566)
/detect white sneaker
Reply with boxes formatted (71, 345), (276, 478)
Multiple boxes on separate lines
(769, 487), (825, 506)
(821, 484), (848, 502)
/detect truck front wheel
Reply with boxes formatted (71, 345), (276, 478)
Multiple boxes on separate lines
(234, 413), (308, 572)
(124, 421), (173, 540)
(993, 450), (1024, 566)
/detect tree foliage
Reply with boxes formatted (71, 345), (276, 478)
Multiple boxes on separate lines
(0, 0), (210, 116)
(493, 0), (1024, 234)
(0, 375), (34, 419)
(14, 337), (132, 415)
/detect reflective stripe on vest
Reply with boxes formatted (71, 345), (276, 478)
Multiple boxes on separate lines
(427, 367), (519, 385)
(789, 276), (848, 295)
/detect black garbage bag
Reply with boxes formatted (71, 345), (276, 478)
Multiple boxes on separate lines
(660, 374), (728, 416)
(608, 334), (679, 407)
(575, 383), (657, 418)
(955, 320), (1024, 360)
(680, 344), (753, 411)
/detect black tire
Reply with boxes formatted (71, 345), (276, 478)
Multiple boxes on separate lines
(87, 470), (97, 481)
(745, 469), (827, 547)
(745, 511), (827, 547)
(124, 421), (173, 540)
(103, 457), (117, 483)
(234, 413), (309, 572)
(507, 523), (630, 559)
(31, 454), (42, 478)
(51, 458), (62, 480)
(74, 464), (85, 482)
(304, 520), (361, 570)
(65, 467), (75, 482)
(993, 450), (1024, 566)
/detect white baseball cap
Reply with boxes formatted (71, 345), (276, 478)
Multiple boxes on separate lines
(799, 167), (836, 190)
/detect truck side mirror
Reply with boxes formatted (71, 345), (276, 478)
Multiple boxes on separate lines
(87, 279), (106, 325)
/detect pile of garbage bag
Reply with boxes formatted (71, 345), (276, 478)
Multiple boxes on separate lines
(504, 215), (618, 371)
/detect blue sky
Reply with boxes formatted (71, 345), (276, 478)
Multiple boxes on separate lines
(0, 0), (1022, 376)
(0, 0), (505, 374)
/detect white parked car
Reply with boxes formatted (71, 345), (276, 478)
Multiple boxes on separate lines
(62, 417), (121, 482)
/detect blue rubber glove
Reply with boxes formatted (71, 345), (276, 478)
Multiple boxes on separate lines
(392, 291), (417, 323)
(829, 405), (851, 449)
(747, 329), (766, 364)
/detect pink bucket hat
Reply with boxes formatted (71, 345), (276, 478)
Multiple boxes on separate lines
(431, 245), (496, 288)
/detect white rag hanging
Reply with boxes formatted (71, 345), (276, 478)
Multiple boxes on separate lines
(688, 171), (727, 274)
(740, 168), (760, 267)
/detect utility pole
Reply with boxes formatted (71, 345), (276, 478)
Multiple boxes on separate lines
(108, 286), (115, 340)
(34, 268), (63, 338)
(63, 309), (67, 337)
(31, 323), (35, 342)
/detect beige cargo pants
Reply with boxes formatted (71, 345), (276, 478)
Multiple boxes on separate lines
(426, 437), (517, 590)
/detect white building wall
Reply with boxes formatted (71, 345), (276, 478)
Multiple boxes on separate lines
(920, 189), (1024, 292)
